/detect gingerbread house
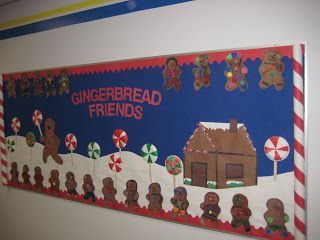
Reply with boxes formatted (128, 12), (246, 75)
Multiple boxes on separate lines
(183, 119), (257, 189)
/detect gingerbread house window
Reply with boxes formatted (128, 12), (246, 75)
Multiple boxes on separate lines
(225, 164), (244, 179)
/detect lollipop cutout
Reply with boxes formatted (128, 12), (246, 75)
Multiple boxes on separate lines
(11, 117), (21, 143)
(88, 142), (101, 176)
(26, 132), (35, 162)
(32, 110), (43, 136)
(108, 153), (122, 189)
(6, 138), (16, 163)
(65, 133), (77, 166)
(141, 143), (158, 183)
(112, 129), (128, 157)
(165, 155), (183, 189)
(264, 136), (290, 181)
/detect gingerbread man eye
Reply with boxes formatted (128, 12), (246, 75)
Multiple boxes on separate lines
(226, 53), (233, 61)
(276, 54), (281, 59)
(196, 57), (200, 63)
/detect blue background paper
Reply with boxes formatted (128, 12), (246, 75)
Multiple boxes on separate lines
(4, 57), (294, 176)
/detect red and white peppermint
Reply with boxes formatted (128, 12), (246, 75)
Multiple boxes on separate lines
(32, 110), (43, 126)
(11, 117), (21, 133)
(0, 76), (8, 185)
(65, 133), (77, 151)
(109, 153), (122, 173)
(264, 136), (290, 162)
(112, 129), (128, 149)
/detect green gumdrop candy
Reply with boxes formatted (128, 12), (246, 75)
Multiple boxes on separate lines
(267, 217), (273, 223)
(226, 54), (232, 60)
(269, 71), (275, 77)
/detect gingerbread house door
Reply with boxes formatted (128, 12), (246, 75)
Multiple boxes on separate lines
(191, 162), (207, 187)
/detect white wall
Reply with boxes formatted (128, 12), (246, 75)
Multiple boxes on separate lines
(0, 0), (319, 239)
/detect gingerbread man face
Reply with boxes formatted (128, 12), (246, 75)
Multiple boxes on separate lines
(11, 162), (18, 170)
(34, 166), (42, 174)
(266, 198), (284, 212)
(166, 58), (178, 70)
(126, 180), (137, 191)
(66, 172), (75, 181)
(232, 194), (248, 208)
(196, 55), (209, 67)
(149, 183), (161, 194)
(44, 118), (55, 136)
(174, 186), (187, 199)
(204, 192), (219, 205)
(83, 174), (93, 184)
(51, 169), (59, 178)
(103, 177), (114, 188)
(263, 50), (281, 65)
(23, 165), (29, 173)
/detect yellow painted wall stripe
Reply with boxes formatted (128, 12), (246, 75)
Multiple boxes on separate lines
(0, 0), (117, 30)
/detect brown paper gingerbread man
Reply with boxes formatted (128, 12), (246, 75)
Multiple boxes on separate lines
(34, 166), (44, 188)
(230, 194), (252, 232)
(10, 162), (19, 183)
(20, 73), (30, 96)
(40, 118), (63, 165)
(264, 198), (289, 237)
(33, 71), (44, 96)
(200, 192), (221, 225)
(123, 180), (139, 209)
(22, 165), (31, 185)
(171, 186), (189, 218)
(65, 172), (78, 195)
(146, 182), (163, 212)
(102, 177), (117, 205)
(259, 50), (285, 91)
(59, 69), (70, 95)
(83, 174), (96, 202)
(49, 169), (60, 192)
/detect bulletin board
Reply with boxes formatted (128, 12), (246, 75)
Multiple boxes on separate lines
(0, 44), (306, 240)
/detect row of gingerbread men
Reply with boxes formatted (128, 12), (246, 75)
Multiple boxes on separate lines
(10, 162), (290, 237)
(6, 69), (70, 98)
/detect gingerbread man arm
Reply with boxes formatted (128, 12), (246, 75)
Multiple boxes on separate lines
(134, 191), (139, 201)
(123, 190), (128, 197)
(182, 199), (189, 209)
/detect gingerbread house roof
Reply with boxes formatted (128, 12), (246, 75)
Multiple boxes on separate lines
(183, 120), (256, 156)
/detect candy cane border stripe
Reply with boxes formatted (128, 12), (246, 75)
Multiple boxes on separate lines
(0, 75), (8, 185)
(293, 44), (306, 240)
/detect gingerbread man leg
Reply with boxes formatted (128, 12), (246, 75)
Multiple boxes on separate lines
(51, 153), (63, 165)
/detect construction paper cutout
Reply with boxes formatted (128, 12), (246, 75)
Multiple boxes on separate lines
(22, 165), (31, 185)
(102, 177), (117, 206)
(259, 50), (285, 91)
(224, 53), (248, 92)
(200, 192), (221, 225)
(112, 129), (128, 149)
(264, 136), (290, 181)
(171, 186), (189, 219)
(264, 198), (289, 237)
(34, 166), (44, 188)
(33, 71), (44, 96)
(49, 169), (60, 192)
(59, 69), (70, 95)
(146, 182), (163, 212)
(162, 57), (182, 91)
(83, 174), (96, 202)
(6, 76), (16, 99)
(32, 110), (43, 136)
(87, 142), (101, 176)
(192, 55), (212, 91)
(11, 117), (21, 135)
(65, 133), (77, 166)
(141, 143), (158, 183)
(26, 132), (35, 162)
(40, 118), (63, 165)
(20, 73), (31, 97)
(165, 155), (182, 189)
(231, 194), (252, 232)
(108, 153), (123, 190)
(10, 162), (19, 183)
(123, 179), (139, 209)
(65, 171), (78, 195)
(6, 138), (15, 153)
(184, 119), (257, 189)
(45, 70), (56, 97)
